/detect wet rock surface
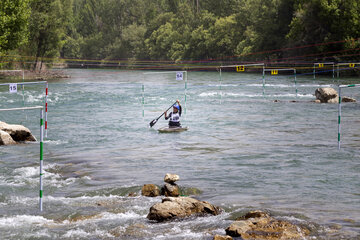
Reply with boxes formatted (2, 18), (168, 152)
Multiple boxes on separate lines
(161, 182), (180, 197)
(141, 184), (160, 197)
(164, 173), (180, 183)
(147, 196), (221, 222)
(0, 121), (36, 145)
(342, 96), (356, 102)
(0, 130), (16, 145)
(225, 210), (310, 240)
(315, 88), (338, 103)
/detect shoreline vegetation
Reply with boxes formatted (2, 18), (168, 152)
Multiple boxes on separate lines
(1, 1), (360, 74)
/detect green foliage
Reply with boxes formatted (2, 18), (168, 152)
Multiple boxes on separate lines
(2, 0), (360, 65)
(287, 0), (360, 53)
(0, 0), (30, 52)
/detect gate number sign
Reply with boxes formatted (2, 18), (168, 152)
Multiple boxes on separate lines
(9, 83), (18, 93)
(176, 72), (183, 81)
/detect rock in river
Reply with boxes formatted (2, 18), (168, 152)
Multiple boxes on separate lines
(225, 210), (310, 240)
(342, 96), (356, 102)
(164, 173), (180, 184)
(161, 182), (180, 197)
(315, 88), (338, 103)
(0, 130), (16, 145)
(0, 121), (36, 143)
(147, 196), (221, 222)
(141, 184), (160, 197)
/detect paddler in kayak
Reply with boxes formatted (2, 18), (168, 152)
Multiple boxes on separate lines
(164, 100), (182, 128)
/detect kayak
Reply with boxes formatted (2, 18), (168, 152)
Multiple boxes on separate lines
(158, 126), (188, 133)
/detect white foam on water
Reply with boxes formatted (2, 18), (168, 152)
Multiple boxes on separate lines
(154, 227), (210, 240)
(9, 194), (141, 207)
(1, 164), (79, 187)
(199, 92), (218, 97)
(63, 228), (113, 239)
(23, 229), (52, 238)
(271, 93), (314, 98)
(62, 229), (89, 238)
(26, 94), (44, 103)
(0, 215), (53, 228)
(208, 84), (238, 87)
(247, 83), (291, 88)
(99, 211), (144, 221)
(43, 140), (68, 145)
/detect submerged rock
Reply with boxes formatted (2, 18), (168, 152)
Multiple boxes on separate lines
(0, 121), (36, 143)
(342, 96), (356, 102)
(0, 130), (16, 145)
(164, 173), (180, 183)
(141, 184), (160, 197)
(213, 234), (233, 240)
(110, 223), (147, 238)
(315, 88), (338, 103)
(147, 196), (221, 222)
(225, 210), (310, 240)
(161, 183), (180, 197)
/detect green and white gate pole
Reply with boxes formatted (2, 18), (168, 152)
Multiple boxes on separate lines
(262, 66), (265, 98)
(313, 64), (316, 80)
(184, 71), (187, 114)
(219, 68), (222, 103)
(0, 106), (44, 211)
(338, 84), (360, 150)
(338, 86), (341, 150)
(40, 108), (44, 211)
(142, 84), (145, 118)
(294, 69), (298, 98)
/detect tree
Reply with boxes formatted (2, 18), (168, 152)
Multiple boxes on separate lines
(0, 0), (30, 52)
(26, 0), (66, 71)
(287, 0), (360, 58)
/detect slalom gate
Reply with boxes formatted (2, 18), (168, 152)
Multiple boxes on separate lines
(218, 64), (265, 101)
(143, 71), (188, 116)
(337, 84), (360, 150)
(0, 106), (45, 211)
(0, 80), (49, 137)
(336, 63), (360, 80)
(263, 68), (297, 98)
(313, 62), (335, 79)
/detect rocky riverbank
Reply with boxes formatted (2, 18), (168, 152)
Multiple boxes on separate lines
(0, 70), (70, 80)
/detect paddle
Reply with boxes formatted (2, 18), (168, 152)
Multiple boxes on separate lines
(149, 101), (177, 128)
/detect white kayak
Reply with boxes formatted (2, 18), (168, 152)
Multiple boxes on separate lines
(158, 126), (188, 133)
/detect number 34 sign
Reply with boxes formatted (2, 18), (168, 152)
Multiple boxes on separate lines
(9, 83), (18, 93)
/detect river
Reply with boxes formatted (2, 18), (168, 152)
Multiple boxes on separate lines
(0, 69), (359, 239)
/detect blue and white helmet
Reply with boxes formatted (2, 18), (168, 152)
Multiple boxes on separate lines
(173, 104), (180, 110)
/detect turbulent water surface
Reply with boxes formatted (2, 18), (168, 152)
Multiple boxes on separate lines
(0, 69), (359, 239)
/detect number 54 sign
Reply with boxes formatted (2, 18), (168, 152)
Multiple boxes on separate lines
(9, 83), (18, 93)
(176, 72), (183, 81)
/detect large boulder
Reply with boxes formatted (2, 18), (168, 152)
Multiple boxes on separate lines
(315, 88), (338, 103)
(141, 184), (160, 197)
(0, 121), (36, 142)
(147, 196), (221, 222)
(0, 130), (16, 145)
(225, 210), (310, 240)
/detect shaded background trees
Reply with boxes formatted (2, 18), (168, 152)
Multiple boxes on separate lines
(1, 0), (360, 67)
